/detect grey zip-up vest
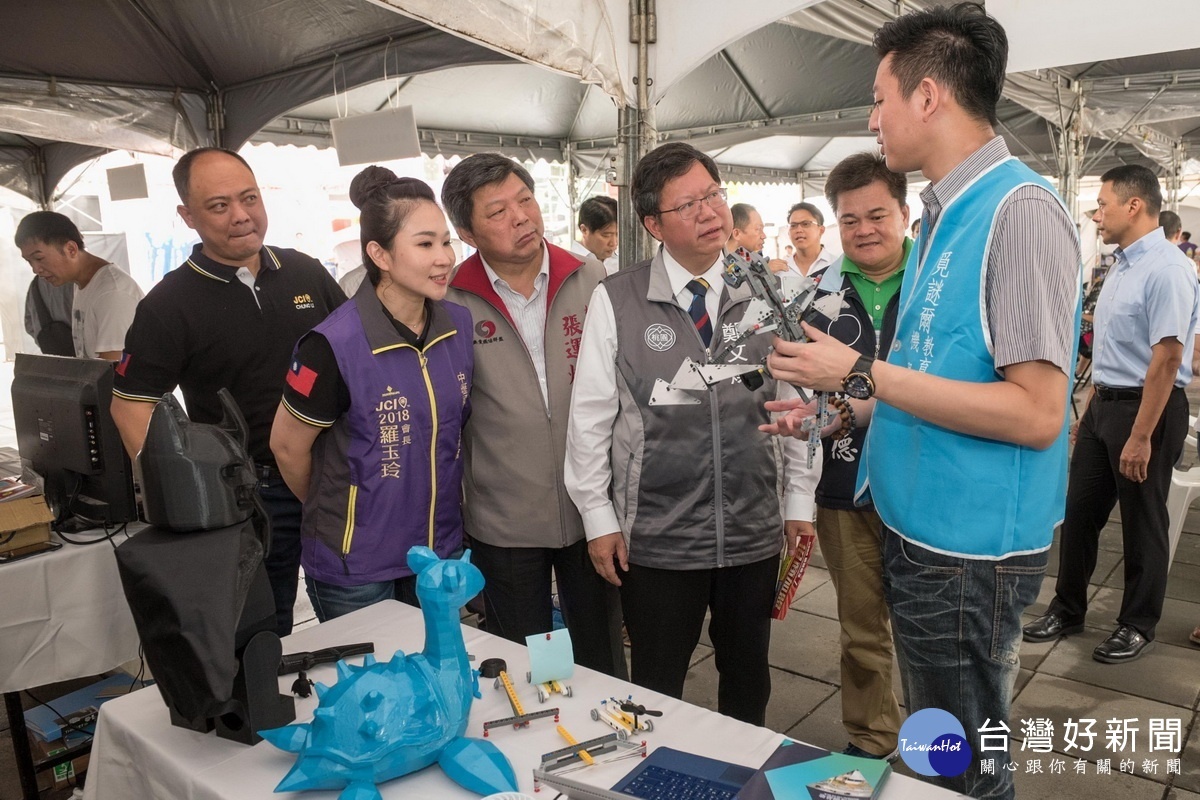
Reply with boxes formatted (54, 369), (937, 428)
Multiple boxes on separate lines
(447, 244), (605, 549)
(604, 251), (783, 570)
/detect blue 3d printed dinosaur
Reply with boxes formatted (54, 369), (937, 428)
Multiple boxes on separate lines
(260, 547), (519, 799)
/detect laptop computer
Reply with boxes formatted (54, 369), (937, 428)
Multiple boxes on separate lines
(610, 746), (758, 800)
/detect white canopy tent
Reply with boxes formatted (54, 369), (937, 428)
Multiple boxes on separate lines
(4, 0), (1200, 237)
(265, 0), (1200, 186)
(0, 0), (511, 205)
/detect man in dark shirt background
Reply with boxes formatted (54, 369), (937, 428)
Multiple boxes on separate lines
(112, 147), (344, 636)
(1179, 230), (1198, 261)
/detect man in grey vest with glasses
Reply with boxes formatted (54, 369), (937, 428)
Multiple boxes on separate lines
(565, 142), (813, 725)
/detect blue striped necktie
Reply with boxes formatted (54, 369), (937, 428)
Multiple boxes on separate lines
(686, 278), (712, 347)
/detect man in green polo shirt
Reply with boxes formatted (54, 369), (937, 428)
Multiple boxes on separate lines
(839, 234), (908, 332)
(768, 151), (910, 761)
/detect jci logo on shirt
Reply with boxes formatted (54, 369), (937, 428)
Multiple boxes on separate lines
(293, 293), (315, 310)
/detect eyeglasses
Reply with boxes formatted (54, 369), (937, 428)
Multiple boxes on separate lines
(657, 188), (728, 221)
(789, 220), (821, 230)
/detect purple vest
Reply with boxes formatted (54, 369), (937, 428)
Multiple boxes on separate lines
(300, 287), (473, 585)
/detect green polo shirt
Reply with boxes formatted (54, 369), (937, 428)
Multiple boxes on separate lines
(840, 237), (912, 330)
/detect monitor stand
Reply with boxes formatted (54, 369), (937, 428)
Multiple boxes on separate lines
(53, 495), (137, 534)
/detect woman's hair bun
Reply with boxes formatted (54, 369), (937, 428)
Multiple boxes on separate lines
(349, 165), (399, 209)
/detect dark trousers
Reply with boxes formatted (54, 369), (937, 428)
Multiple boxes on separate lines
(257, 478), (304, 637)
(619, 556), (777, 727)
(1050, 386), (1188, 640)
(469, 536), (627, 680)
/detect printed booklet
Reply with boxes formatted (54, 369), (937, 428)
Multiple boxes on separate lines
(737, 740), (891, 800)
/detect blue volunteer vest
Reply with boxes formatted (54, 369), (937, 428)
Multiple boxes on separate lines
(860, 158), (1080, 558)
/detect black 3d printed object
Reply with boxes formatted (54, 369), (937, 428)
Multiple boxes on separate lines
(115, 389), (294, 745)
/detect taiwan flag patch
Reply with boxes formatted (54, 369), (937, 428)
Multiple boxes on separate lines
(286, 358), (318, 397)
(115, 352), (131, 377)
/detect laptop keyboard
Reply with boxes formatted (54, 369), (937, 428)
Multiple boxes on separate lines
(617, 764), (740, 800)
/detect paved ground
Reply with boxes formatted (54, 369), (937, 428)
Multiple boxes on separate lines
(1, 373), (1198, 798)
(676, 381), (1200, 800)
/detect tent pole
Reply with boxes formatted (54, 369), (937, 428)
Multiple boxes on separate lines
(207, 93), (225, 149)
(30, 149), (49, 210)
(617, 105), (656, 268)
(566, 142), (578, 247)
(1168, 140), (1185, 212)
(618, 0), (658, 268)
(1057, 84), (1084, 224)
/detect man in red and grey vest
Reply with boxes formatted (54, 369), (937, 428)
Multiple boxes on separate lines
(443, 154), (626, 678)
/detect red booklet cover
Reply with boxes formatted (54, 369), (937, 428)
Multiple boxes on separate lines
(772, 533), (816, 620)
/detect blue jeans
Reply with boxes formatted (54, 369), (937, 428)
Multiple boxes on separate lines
(305, 545), (463, 622)
(258, 479), (304, 637)
(306, 575), (419, 622)
(883, 529), (1047, 800)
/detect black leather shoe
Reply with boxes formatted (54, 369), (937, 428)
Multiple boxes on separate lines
(1022, 612), (1085, 643)
(1093, 625), (1152, 664)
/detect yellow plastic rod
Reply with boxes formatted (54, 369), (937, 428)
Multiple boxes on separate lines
(557, 724), (595, 765)
(499, 671), (524, 716)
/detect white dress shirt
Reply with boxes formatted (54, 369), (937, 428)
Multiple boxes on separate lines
(482, 244), (551, 408)
(564, 246), (820, 541)
(569, 238), (618, 275)
(789, 246), (836, 278)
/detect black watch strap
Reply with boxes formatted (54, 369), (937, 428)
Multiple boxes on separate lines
(842, 354), (877, 399)
(852, 354), (875, 376)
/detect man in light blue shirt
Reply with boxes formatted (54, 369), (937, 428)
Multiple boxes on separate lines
(1025, 164), (1200, 663)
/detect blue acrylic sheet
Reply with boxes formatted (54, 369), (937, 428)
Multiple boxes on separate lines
(525, 628), (574, 685)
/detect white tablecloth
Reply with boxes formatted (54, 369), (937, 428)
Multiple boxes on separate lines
(83, 600), (958, 800)
(0, 527), (141, 694)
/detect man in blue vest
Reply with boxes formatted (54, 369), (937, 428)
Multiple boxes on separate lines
(1024, 166), (1199, 663)
(766, 5), (1080, 799)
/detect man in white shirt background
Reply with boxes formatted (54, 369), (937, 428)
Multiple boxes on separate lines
(786, 201), (836, 277)
(571, 194), (619, 275)
(729, 202), (788, 272)
(16, 211), (143, 360)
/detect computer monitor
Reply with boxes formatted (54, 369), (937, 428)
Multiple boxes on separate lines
(11, 353), (137, 531)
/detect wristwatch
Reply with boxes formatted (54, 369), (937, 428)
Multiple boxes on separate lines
(841, 354), (876, 399)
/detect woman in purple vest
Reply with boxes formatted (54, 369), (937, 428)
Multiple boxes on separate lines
(270, 167), (474, 621)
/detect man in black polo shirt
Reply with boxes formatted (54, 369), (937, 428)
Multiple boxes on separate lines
(112, 147), (345, 636)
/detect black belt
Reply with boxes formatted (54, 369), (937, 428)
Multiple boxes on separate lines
(1095, 385), (1143, 402)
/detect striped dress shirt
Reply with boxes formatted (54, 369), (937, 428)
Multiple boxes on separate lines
(482, 246), (551, 409)
(918, 136), (1080, 373)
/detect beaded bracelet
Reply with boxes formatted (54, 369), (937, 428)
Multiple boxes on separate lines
(841, 396), (857, 434)
(829, 395), (852, 440)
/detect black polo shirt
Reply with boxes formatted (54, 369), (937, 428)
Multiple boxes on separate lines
(114, 244), (346, 465)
